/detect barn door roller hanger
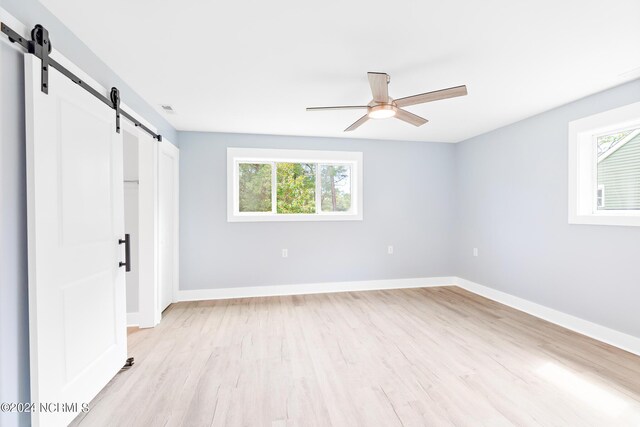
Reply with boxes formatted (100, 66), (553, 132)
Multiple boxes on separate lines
(1, 22), (162, 141)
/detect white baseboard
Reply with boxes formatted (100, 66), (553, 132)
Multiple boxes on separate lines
(455, 277), (640, 356)
(126, 312), (140, 327)
(177, 276), (456, 302)
(175, 275), (639, 357)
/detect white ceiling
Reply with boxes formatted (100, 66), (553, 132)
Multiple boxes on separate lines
(41, 0), (640, 143)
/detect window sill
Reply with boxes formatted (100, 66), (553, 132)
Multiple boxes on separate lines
(228, 213), (363, 222)
(569, 213), (640, 227)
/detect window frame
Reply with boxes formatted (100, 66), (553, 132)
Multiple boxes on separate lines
(227, 147), (363, 222)
(568, 101), (640, 227)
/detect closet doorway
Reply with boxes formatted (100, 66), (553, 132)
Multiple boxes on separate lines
(122, 121), (179, 328)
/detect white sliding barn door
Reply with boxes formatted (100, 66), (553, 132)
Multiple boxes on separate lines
(158, 140), (179, 312)
(24, 55), (127, 426)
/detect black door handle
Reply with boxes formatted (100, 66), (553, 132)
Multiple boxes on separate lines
(119, 234), (131, 272)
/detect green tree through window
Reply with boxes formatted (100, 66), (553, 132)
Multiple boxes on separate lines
(276, 163), (316, 213)
(321, 165), (351, 212)
(238, 163), (272, 212)
(237, 160), (355, 215)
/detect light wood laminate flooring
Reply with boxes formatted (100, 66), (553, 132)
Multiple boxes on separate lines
(71, 287), (640, 426)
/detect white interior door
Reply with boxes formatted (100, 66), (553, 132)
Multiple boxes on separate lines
(24, 55), (127, 427)
(158, 140), (179, 312)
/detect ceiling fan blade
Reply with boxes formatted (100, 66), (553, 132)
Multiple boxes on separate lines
(395, 85), (467, 108)
(344, 114), (369, 132)
(368, 72), (389, 103)
(306, 105), (368, 111)
(395, 109), (428, 127)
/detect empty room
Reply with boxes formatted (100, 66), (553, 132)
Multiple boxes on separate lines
(1, 0), (640, 426)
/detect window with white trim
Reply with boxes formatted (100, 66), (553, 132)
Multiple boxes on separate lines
(227, 148), (363, 222)
(568, 101), (640, 226)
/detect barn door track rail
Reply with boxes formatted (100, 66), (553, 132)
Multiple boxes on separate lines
(1, 22), (162, 141)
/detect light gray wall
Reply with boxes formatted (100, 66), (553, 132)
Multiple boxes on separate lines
(455, 78), (640, 338)
(179, 132), (457, 290)
(0, 2), (177, 425)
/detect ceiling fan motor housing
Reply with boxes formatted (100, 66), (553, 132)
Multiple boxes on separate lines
(368, 104), (397, 119)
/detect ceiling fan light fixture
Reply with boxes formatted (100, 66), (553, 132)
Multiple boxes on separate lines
(306, 72), (467, 131)
(368, 104), (397, 119)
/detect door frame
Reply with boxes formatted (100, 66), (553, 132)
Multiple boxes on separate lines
(121, 125), (178, 327)
(158, 138), (180, 312)
(121, 120), (162, 328)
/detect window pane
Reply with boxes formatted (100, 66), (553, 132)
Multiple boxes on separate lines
(276, 163), (316, 213)
(596, 127), (640, 210)
(321, 164), (351, 212)
(238, 163), (272, 212)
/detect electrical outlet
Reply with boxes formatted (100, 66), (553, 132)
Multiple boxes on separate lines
(473, 248), (478, 257)
(282, 249), (288, 258)
(388, 245), (394, 255)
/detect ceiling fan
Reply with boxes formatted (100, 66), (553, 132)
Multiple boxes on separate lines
(307, 72), (468, 132)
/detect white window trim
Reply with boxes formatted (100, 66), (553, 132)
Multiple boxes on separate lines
(227, 147), (363, 222)
(568, 101), (640, 227)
